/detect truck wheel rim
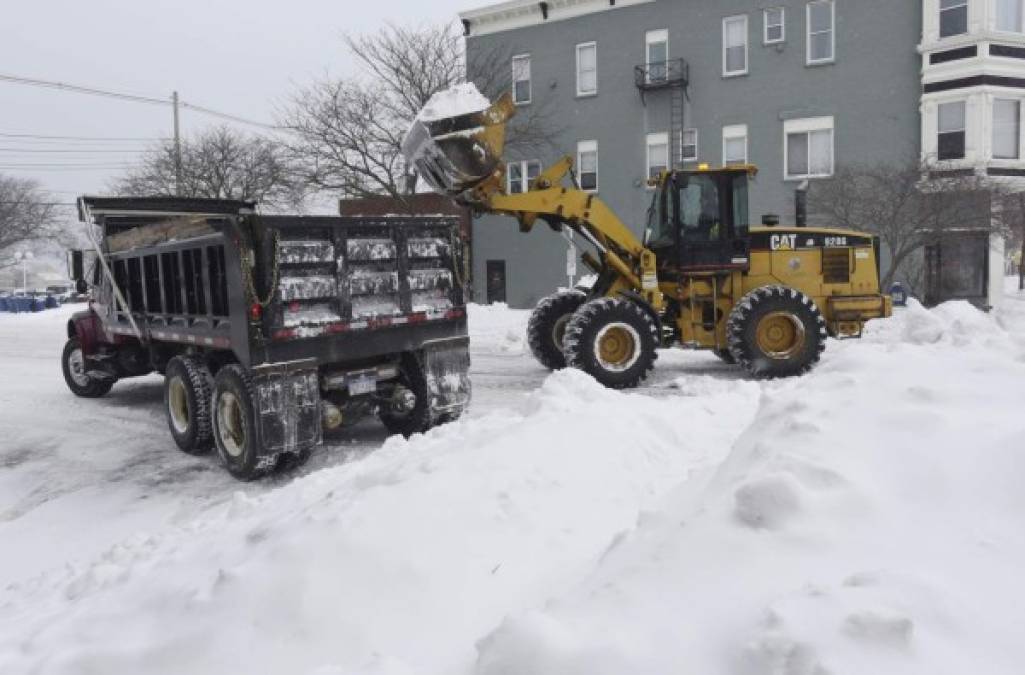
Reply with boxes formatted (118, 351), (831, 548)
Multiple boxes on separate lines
(756, 311), (806, 360)
(594, 322), (642, 372)
(168, 377), (190, 433)
(217, 392), (246, 458)
(68, 348), (90, 387)
(552, 314), (572, 351)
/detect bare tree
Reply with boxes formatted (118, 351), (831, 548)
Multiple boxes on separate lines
(114, 126), (303, 209)
(0, 174), (62, 271)
(808, 160), (1001, 289)
(283, 23), (562, 206)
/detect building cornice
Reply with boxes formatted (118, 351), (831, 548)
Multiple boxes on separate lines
(460, 0), (655, 37)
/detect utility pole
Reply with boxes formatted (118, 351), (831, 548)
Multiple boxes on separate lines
(172, 90), (183, 196)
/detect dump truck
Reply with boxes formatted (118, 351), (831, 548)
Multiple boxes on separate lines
(64, 197), (470, 479)
(404, 86), (890, 388)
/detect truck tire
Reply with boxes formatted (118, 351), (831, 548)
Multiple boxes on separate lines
(379, 353), (432, 437)
(726, 286), (827, 378)
(211, 364), (267, 480)
(563, 297), (658, 389)
(164, 356), (214, 455)
(61, 338), (114, 398)
(527, 290), (587, 370)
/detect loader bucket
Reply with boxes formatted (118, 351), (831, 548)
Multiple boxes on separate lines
(402, 91), (515, 196)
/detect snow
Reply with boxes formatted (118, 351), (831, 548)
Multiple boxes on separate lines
(2, 283), (1025, 674)
(417, 83), (491, 122)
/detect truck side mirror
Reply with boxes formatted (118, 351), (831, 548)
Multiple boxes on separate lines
(68, 250), (84, 282)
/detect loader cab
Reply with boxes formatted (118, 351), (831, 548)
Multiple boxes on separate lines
(646, 165), (754, 272)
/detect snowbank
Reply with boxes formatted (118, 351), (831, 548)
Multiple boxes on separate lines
(467, 303), (530, 355)
(475, 301), (1025, 675)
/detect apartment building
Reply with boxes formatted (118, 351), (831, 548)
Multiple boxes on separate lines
(462, 0), (1015, 308)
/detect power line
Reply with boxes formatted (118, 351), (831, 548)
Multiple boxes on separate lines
(0, 147), (150, 153)
(0, 72), (281, 129)
(0, 132), (168, 142)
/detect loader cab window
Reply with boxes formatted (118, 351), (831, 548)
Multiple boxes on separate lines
(646, 180), (673, 248)
(677, 174), (722, 242)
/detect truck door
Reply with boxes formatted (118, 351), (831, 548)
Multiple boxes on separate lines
(673, 172), (749, 270)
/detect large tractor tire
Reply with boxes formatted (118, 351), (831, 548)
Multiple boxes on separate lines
(61, 338), (114, 398)
(212, 364), (267, 481)
(164, 356), (214, 455)
(563, 297), (659, 389)
(527, 290), (588, 370)
(714, 349), (736, 365)
(379, 353), (433, 438)
(726, 286), (827, 378)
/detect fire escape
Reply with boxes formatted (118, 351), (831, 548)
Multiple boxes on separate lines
(634, 58), (690, 169)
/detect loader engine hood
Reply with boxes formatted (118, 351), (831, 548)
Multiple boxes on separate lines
(402, 84), (513, 196)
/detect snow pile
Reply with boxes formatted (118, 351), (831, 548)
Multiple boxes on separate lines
(417, 83), (490, 122)
(474, 300), (1025, 675)
(0, 368), (759, 675)
(467, 302), (530, 355)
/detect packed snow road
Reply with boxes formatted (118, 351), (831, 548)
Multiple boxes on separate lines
(2, 287), (1025, 675)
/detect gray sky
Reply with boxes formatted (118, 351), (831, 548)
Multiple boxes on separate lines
(0, 0), (473, 207)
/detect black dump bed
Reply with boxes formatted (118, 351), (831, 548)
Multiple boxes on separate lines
(79, 197), (468, 369)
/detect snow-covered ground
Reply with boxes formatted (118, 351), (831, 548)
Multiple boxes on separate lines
(1, 285), (1024, 674)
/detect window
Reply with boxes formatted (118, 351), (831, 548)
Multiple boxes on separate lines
(723, 15), (749, 76)
(939, 0), (968, 37)
(765, 7), (785, 44)
(681, 128), (698, 162)
(512, 54), (531, 105)
(576, 42), (597, 96)
(784, 116), (834, 179)
(647, 132), (670, 180)
(577, 140), (598, 191)
(937, 100), (967, 160)
(507, 160), (542, 194)
(994, 99), (1021, 159)
(723, 124), (748, 165)
(997, 0), (1024, 32)
(646, 29), (669, 83)
(807, 1), (835, 64)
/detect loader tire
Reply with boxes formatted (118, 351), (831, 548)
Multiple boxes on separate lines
(564, 297), (658, 389)
(164, 356), (214, 455)
(714, 349), (736, 365)
(61, 338), (114, 398)
(527, 290), (587, 370)
(726, 286), (826, 378)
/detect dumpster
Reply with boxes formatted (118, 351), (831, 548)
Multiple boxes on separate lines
(0, 297), (8, 312)
(30, 298), (45, 312)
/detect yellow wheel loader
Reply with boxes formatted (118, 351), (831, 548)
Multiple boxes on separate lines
(403, 90), (891, 388)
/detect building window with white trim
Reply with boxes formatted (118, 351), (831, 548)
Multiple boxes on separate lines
(996, 0), (1024, 33)
(507, 160), (542, 194)
(937, 100), (967, 160)
(723, 15), (749, 77)
(646, 29), (669, 83)
(512, 54), (531, 105)
(807, 1), (835, 64)
(993, 99), (1021, 159)
(577, 140), (598, 191)
(784, 117), (834, 179)
(646, 132), (669, 180)
(576, 42), (597, 96)
(939, 0), (969, 37)
(681, 128), (698, 162)
(723, 125), (748, 165)
(764, 7), (785, 44)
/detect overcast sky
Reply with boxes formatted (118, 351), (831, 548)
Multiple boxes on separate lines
(0, 0), (474, 211)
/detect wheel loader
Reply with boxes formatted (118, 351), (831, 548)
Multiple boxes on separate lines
(403, 88), (891, 388)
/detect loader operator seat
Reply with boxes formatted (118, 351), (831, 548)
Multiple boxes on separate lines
(679, 176), (721, 243)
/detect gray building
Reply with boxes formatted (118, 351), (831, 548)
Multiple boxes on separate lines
(461, 0), (1019, 309)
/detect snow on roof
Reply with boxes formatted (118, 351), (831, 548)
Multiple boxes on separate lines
(460, 0), (655, 37)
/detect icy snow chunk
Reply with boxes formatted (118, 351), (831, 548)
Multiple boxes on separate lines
(411, 290), (453, 313)
(284, 303), (341, 328)
(347, 238), (397, 261)
(734, 474), (804, 530)
(417, 82), (490, 122)
(408, 268), (452, 292)
(349, 269), (399, 296)
(279, 275), (337, 301)
(352, 295), (401, 318)
(278, 240), (335, 264)
(408, 237), (450, 259)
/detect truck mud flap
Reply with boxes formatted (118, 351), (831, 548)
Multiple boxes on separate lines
(422, 337), (471, 419)
(252, 359), (322, 458)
